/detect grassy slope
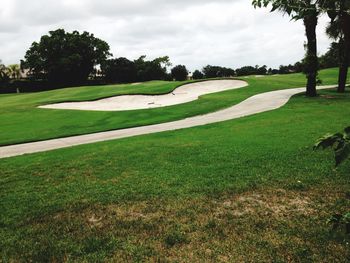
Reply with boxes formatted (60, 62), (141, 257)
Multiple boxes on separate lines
(0, 70), (350, 261)
(0, 68), (348, 146)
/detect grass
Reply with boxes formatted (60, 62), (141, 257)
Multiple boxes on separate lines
(0, 68), (348, 146)
(0, 69), (350, 261)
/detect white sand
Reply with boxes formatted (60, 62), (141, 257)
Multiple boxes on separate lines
(39, 80), (248, 111)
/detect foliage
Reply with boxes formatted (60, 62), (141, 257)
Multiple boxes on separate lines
(202, 65), (235, 78)
(101, 57), (137, 83)
(0, 60), (9, 83)
(319, 42), (341, 69)
(236, 65), (267, 76)
(192, 70), (204, 80)
(252, 0), (320, 20)
(171, 65), (188, 81)
(314, 127), (350, 166)
(134, 55), (171, 82)
(21, 29), (111, 85)
(6, 64), (21, 79)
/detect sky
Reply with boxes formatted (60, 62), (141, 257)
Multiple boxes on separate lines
(0, 0), (332, 71)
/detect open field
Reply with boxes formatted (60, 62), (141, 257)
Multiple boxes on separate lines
(0, 68), (349, 146)
(1, 69), (350, 262)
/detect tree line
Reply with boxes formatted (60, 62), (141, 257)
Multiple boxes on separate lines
(1, 41), (341, 91)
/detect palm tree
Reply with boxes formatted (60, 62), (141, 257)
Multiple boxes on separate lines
(253, 0), (321, 97)
(6, 64), (21, 80)
(0, 60), (8, 81)
(323, 0), (350, 93)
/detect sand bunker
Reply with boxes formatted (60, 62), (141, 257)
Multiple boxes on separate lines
(39, 80), (248, 111)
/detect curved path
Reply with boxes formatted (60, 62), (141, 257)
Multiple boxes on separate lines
(39, 80), (248, 111)
(0, 85), (335, 159)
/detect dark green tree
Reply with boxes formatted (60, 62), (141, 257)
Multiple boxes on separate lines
(236, 66), (257, 76)
(21, 29), (111, 85)
(192, 70), (204, 80)
(319, 42), (343, 69)
(203, 65), (235, 78)
(134, 55), (170, 81)
(101, 57), (137, 83)
(171, 65), (188, 81)
(253, 0), (321, 97)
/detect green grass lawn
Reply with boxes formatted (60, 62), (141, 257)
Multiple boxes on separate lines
(0, 68), (348, 146)
(0, 69), (350, 262)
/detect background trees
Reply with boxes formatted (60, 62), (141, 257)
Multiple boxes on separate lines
(134, 56), (170, 82)
(100, 56), (174, 83)
(101, 57), (137, 83)
(202, 65), (235, 78)
(21, 29), (111, 86)
(319, 42), (342, 69)
(192, 70), (204, 80)
(7, 64), (21, 80)
(236, 65), (267, 76)
(0, 60), (9, 84)
(171, 65), (188, 81)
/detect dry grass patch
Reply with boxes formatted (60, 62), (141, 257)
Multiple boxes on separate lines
(11, 186), (349, 262)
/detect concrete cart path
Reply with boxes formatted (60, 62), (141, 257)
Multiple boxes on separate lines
(0, 85), (335, 159)
(39, 80), (248, 111)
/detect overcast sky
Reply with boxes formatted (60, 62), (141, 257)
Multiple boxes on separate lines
(0, 0), (332, 71)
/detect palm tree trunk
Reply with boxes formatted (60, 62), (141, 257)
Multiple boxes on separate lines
(304, 14), (318, 97)
(338, 13), (350, 93)
(338, 40), (349, 93)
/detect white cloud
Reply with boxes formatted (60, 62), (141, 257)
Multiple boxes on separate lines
(0, 0), (332, 71)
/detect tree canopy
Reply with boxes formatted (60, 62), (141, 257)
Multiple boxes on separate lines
(202, 65), (235, 78)
(134, 56), (171, 82)
(21, 29), (111, 85)
(192, 70), (204, 80)
(101, 57), (137, 83)
(171, 65), (188, 81)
